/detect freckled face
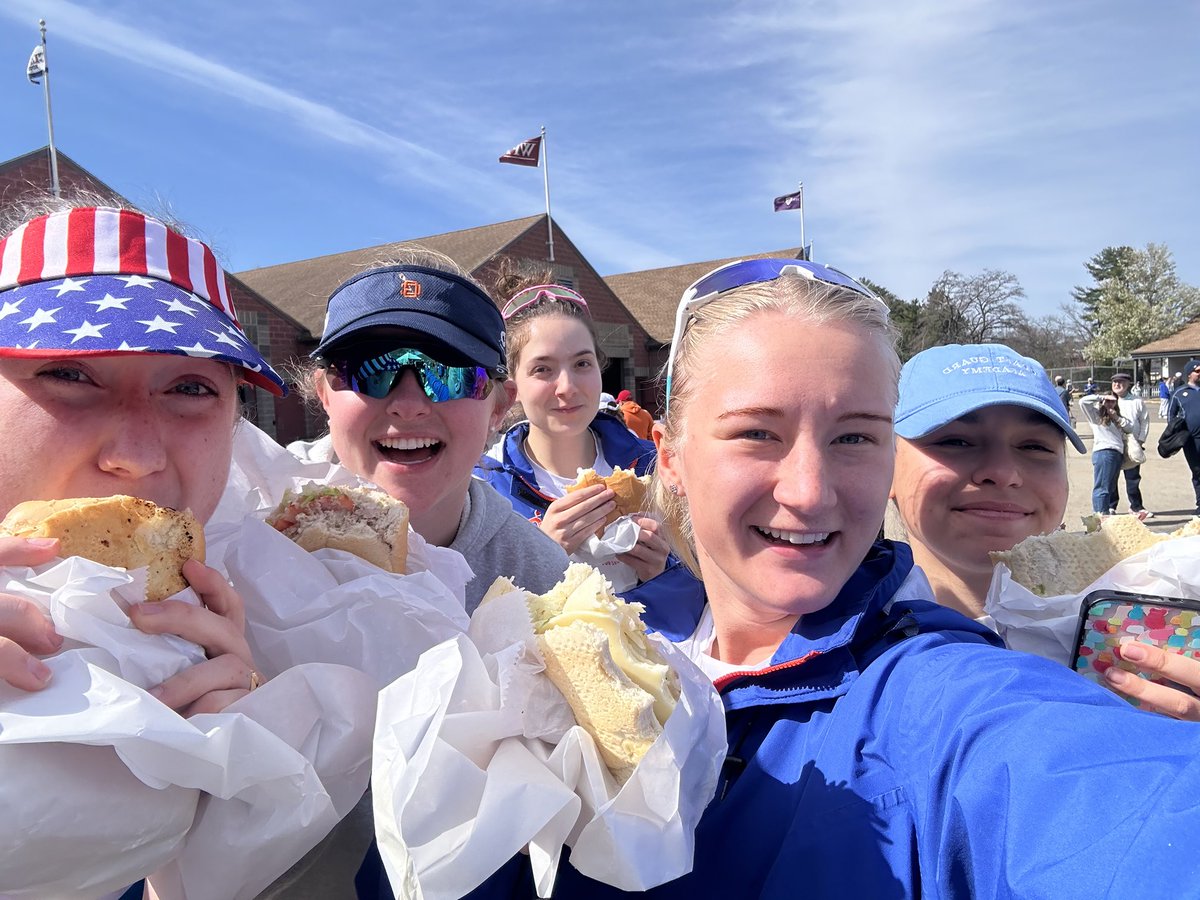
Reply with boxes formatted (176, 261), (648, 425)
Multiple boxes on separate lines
(0, 355), (239, 523)
(659, 313), (896, 621)
(892, 405), (1069, 578)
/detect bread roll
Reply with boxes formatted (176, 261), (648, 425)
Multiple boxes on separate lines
(991, 515), (1200, 597)
(566, 467), (651, 529)
(509, 563), (680, 782)
(0, 496), (204, 602)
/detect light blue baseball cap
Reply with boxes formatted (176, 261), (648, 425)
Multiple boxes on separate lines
(895, 343), (1086, 453)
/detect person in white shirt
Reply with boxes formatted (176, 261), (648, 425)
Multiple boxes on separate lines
(1110, 373), (1153, 518)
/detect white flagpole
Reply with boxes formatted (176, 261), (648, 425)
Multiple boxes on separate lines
(38, 20), (61, 199)
(798, 182), (805, 260)
(541, 124), (554, 262)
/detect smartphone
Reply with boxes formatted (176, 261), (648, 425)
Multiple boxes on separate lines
(1072, 590), (1200, 698)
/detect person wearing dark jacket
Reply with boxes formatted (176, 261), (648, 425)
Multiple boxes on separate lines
(475, 268), (670, 584)
(1169, 358), (1200, 514)
(361, 257), (1200, 899)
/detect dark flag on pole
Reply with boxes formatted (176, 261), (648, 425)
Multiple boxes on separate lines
(26, 46), (46, 84)
(773, 188), (803, 212)
(499, 136), (542, 167)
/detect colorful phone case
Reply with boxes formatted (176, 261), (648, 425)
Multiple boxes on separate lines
(1072, 590), (1200, 698)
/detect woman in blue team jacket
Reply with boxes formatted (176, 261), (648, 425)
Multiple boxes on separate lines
(364, 259), (1200, 898)
(475, 265), (669, 584)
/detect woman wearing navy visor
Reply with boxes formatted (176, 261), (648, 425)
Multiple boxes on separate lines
(289, 248), (570, 614)
(359, 256), (1200, 899)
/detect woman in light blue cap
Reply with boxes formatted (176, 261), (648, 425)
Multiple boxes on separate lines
(890, 342), (1198, 715)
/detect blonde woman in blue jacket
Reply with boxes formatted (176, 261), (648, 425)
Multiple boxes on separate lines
(363, 258), (1200, 898)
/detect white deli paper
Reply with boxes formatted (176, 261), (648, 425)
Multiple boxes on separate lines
(986, 535), (1200, 665)
(372, 582), (727, 899)
(207, 423), (473, 688)
(571, 516), (642, 593)
(0, 557), (378, 900)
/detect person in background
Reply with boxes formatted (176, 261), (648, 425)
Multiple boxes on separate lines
(1078, 387), (1134, 516)
(1054, 374), (1074, 427)
(477, 264), (669, 585)
(1159, 375), (1172, 419)
(616, 388), (654, 440)
(365, 258), (1200, 899)
(1110, 372), (1153, 519)
(289, 249), (570, 613)
(1168, 358), (1200, 516)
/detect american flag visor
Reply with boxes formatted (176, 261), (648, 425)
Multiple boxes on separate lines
(0, 207), (286, 396)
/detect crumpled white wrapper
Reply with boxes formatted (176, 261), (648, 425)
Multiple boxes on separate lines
(0, 557), (378, 900)
(372, 583), (727, 899)
(572, 516), (642, 592)
(986, 535), (1200, 665)
(203, 422), (473, 688)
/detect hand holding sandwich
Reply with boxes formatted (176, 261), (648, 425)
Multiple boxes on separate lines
(539, 484), (617, 554)
(617, 516), (670, 582)
(0, 536), (64, 691)
(129, 557), (260, 717)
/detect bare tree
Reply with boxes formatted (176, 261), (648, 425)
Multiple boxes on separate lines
(921, 269), (1025, 345)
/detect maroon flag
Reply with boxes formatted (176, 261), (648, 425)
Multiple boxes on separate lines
(499, 136), (542, 167)
(773, 188), (803, 212)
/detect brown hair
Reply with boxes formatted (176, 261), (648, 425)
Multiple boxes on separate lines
(490, 256), (607, 374)
(652, 275), (899, 576)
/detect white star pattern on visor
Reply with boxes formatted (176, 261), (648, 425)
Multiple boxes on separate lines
(137, 315), (182, 334)
(64, 320), (110, 343)
(20, 307), (60, 330)
(50, 277), (89, 297)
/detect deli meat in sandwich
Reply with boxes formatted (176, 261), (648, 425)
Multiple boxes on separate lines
(0, 495), (204, 602)
(268, 485), (410, 573)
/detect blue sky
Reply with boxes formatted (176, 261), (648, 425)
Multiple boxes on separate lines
(1, 0), (1196, 318)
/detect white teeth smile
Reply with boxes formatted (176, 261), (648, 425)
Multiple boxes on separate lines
(376, 437), (439, 450)
(756, 526), (831, 545)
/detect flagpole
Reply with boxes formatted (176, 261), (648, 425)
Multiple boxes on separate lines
(540, 125), (554, 262)
(798, 182), (805, 260)
(38, 20), (61, 198)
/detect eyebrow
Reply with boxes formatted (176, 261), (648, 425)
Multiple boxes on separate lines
(716, 407), (893, 424)
(528, 350), (596, 363)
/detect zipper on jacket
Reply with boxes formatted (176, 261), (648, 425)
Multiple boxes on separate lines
(712, 649), (821, 694)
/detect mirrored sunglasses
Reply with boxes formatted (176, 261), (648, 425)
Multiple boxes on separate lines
(500, 283), (590, 321)
(664, 259), (885, 412)
(325, 348), (495, 402)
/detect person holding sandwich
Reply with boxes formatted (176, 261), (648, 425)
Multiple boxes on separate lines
(290, 249), (570, 614)
(0, 198), (274, 712)
(476, 262), (670, 584)
(369, 259), (1200, 898)
(889, 342), (1200, 717)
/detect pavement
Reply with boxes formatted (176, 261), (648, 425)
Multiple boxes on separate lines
(1065, 415), (1198, 533)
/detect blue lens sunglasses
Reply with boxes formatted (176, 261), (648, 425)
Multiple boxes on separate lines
(663, 258), (885, 413)
(325, 348), (496, 402)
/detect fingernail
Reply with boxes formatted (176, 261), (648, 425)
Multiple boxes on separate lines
(27, 657), (51, 684)
(1104, 667), (1128, 685)
(148, 685), (165, 699)
(45, 629), (63, 650)
(1119, 643), (1146, 662)
(25, 538), (58, 549)
(133, 602), (165, 615)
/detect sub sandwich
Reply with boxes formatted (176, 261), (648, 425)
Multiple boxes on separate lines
(485, 563), (680, 782)
(267, 484), (410, 573)
(991, 515), (1200, 597)
(0, 495), (204, 602)
(566, 467), (651, 530)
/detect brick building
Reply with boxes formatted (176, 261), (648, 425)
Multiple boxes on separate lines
(238, 214), (657, 435)
(0, 146), (313, 443)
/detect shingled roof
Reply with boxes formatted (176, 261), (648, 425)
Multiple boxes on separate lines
(604, 247), (804, 343)
(237, 215), (544, 337)
(1132, 322), (1200, 357)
